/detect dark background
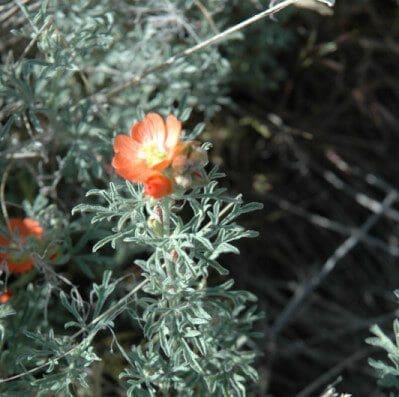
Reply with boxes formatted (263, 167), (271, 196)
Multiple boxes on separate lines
(210, 1), (399, 395)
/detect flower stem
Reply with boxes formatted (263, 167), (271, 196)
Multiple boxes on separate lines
(161, 199), (176, 284)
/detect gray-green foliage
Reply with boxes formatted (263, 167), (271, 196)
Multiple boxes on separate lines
(0, 0), (299, 394)
(0, 0), (299, 188)
(75, 167), (263, 396)
(0, 166), (263, 395)
(1, 0), (232, 187)
(367, 291), (399, 391)
(0, 279), (107, 396)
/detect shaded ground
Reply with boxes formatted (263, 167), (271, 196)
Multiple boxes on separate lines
(210, 1), (399, 395)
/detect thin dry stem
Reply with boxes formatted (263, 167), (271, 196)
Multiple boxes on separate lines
(88, 0), (300, 102)
(193, 0), (219, 34)
(269, 190), (398, 338)
(0, 162), (13, 232)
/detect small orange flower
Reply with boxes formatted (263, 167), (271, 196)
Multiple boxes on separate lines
(112, 113), (183, 183)
(0, 290), (13, 304)
(112, 113), (209, 199)
(0, 218), (43, 274)
(144, 174), (173, 199)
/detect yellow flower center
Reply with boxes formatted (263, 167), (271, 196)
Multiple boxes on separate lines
(142, 143), (167, 167)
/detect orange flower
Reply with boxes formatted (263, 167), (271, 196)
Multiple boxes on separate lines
(0, 218), (43, 274)
(144, 174), (173, 199)
(0, 290), (13, 304)
(112, 113), (183, 183)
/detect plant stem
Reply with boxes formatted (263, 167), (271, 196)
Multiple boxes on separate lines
(161, 199), (175, 283)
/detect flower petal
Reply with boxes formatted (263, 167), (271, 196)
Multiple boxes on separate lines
(112, 135), (151, 182)
(9, 218), (43, 240)
(130, 113), (166, 147)
(9, 218), (25, 234)
(114, 134), (140, 156)
(165, 115), (182, 150)
(112, 159), (151, 182)
(151, 158), (171, 172)
(21, 218), (43, 239)
(7, 257), (34, 273)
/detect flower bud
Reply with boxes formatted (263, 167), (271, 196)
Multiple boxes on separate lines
(147, 216), (163, 236)
(144, 174), (173, 199)
(172, 154), (189, 174)
(174, 174), (192, 190)
(0, 290), (13, 304)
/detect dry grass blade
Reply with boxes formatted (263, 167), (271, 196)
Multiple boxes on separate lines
(269, 190), (398, 338)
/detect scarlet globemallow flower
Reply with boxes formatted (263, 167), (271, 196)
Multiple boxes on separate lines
(0, 218), (43, 273)
(112, 113), (185, 196)
(112, 113), (209, 199)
